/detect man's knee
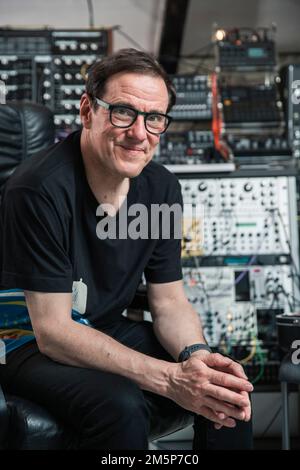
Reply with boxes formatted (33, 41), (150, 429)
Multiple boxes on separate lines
(106, 379), (149, 426)
(79, 378), (149, 449)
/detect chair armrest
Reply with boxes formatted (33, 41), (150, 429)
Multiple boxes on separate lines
(0, 380), (9, 449)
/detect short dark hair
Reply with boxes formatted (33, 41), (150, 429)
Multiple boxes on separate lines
(85, 48), (176, 112)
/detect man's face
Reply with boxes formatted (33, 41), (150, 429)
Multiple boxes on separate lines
(81, 72), (169, 178)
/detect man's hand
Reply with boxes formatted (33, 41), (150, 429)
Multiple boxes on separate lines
(166, 352), (253, 429)
(200, 352), (252, 426)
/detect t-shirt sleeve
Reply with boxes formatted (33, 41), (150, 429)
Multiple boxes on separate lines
(144, 179), (183, 284)
(1, 186), (73, 292)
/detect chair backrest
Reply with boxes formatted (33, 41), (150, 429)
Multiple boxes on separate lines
(0, 102), (58, 449)
(0, 101), (55, 193)
(0, 101), (55, 293)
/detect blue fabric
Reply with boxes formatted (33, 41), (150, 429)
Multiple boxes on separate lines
(0, 289), (90, 355)
(0, 289), (34, 354)
(0, 289), (31, 329)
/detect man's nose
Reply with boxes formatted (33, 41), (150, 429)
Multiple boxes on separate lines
(126, 114), (147, 140)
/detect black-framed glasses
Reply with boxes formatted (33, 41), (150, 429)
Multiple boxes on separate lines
(94, 97), (172, 135)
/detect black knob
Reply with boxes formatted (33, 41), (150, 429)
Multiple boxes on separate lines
(198, 182), (207, 192)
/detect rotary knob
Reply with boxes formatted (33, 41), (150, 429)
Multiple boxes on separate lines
(244, 182), (253, 192)
(198, 182), (207, 192)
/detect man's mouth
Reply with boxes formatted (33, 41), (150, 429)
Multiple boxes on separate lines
(118, 144), (146, 153)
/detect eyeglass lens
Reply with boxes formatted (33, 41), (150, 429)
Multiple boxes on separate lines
(111, 106), (168, 133)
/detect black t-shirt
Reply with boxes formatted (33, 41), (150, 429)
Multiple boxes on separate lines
(0, 131), (183, 328)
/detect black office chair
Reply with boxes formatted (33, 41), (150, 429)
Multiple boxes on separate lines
(0, 101), (55, 194)
(0, 101), (192, 449)
(277, 313), (300, 450)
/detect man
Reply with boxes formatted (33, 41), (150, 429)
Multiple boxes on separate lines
(0, 48), (253, 450)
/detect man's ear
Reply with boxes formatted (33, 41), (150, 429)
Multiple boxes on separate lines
(80, 93), (93, 129)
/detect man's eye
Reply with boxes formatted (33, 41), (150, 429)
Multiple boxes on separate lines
(148, 114), (164, 122)
(114, 107), (134, 117)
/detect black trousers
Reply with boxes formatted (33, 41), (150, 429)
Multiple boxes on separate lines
(1, 317), (252, 450)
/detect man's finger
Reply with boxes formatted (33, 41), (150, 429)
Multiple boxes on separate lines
(198, 406), (236, 428)
(214, 423), (223, 430)
(209, 368), (253, 393)
(204, 396), (246, 420)
(206, 353), (232, 367)
(240, 391), (252, 421)
(206, 353), (249, 380)
(203, 382), (250, 408)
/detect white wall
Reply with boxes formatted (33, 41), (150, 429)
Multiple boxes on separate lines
(0, 0), (166, 54)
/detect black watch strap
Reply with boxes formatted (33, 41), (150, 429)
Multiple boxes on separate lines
(178, 343), (212, 362)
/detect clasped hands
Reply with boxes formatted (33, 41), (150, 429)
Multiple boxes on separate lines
(168, 351), (253, 429)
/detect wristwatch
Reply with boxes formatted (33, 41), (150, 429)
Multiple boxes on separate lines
(178, 343), (212, 362)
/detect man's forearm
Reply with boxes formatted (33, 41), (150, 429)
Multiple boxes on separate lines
(151, 300), (207, 360)
(39, 319), (173, 396)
